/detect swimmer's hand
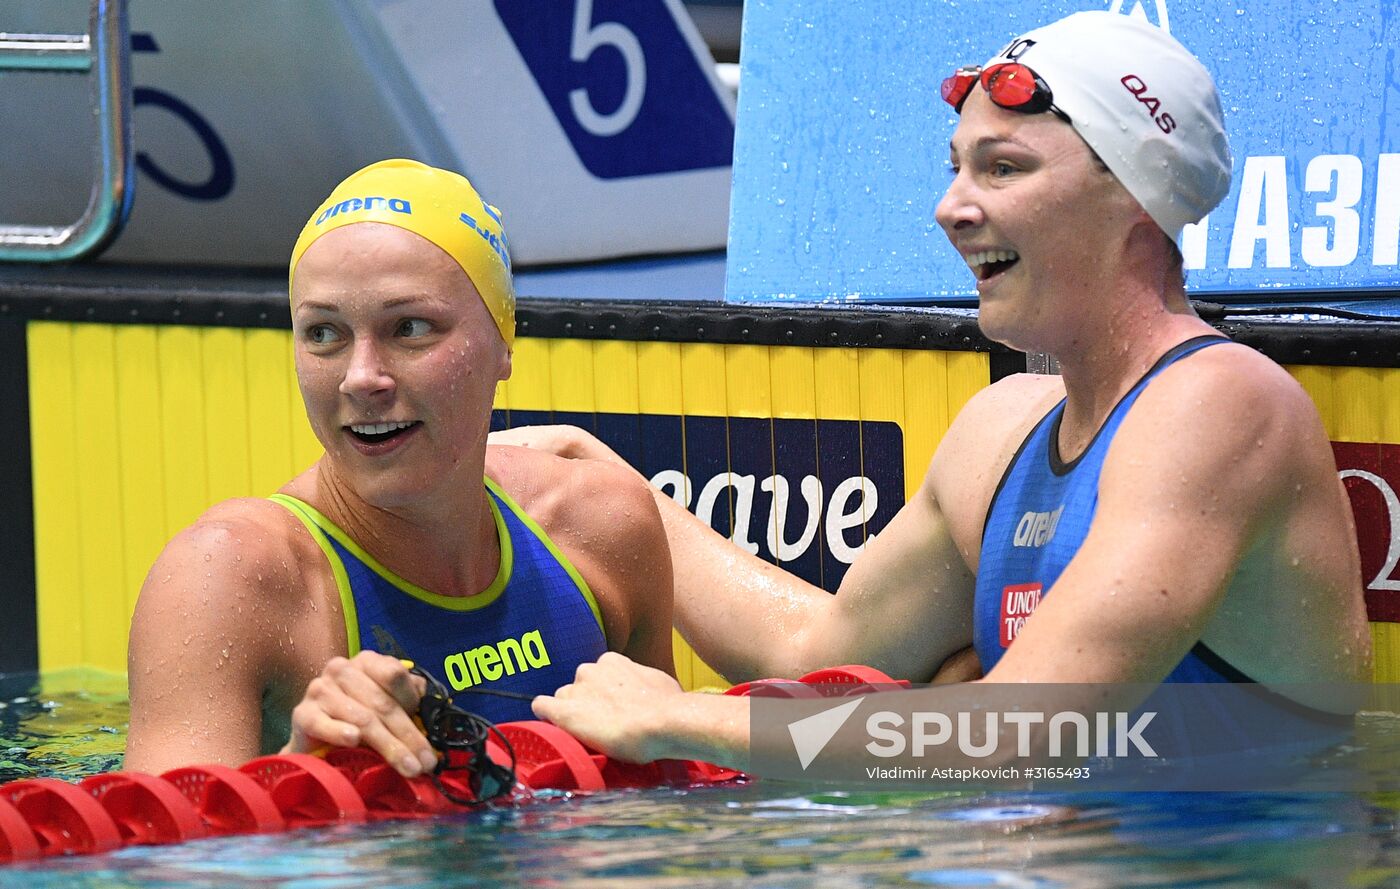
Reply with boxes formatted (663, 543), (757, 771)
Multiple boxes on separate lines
(532, 652), (686, 764)
(282, 650), (438, 778)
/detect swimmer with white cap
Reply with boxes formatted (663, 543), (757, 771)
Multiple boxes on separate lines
(127, 160), (675, 776)
(506, 13), (1371, 772)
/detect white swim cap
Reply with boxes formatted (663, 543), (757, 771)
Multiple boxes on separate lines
(984, 11), (1232, 242)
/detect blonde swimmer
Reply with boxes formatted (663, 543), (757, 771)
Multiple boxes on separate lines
(126, 160), (675, 777)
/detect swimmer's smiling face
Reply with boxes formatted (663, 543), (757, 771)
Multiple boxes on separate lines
(291, 222), (511, 508)
(935, 88), (1147, 353)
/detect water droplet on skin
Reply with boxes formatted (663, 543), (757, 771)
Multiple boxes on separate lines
(203, 553), (212, 562)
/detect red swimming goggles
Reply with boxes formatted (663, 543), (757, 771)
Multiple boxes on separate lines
(941, 62), (1070, 122)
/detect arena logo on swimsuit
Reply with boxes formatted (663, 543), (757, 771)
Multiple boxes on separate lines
(1013, 505), (1063, 548)
(442, 629), (550, 691)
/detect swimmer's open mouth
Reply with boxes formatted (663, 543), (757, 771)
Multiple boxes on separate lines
(967, 249), (1020, 281)
(348, 420), (421, 444)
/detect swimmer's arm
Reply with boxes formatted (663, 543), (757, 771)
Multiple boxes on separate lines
(983, 360), (1328, 685)
(534, 651), (1089, 772)
(492, 424), (975, 682)
(495, 424), (823, 679)
(125, 512), (289, 773)
(552, 459), (677, 676)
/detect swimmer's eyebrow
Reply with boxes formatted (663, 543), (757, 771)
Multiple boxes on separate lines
(294, 295), (439, 313)
(948, 134), (1039, 158)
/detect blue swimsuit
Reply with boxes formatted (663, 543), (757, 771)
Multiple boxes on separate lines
(974, 336), (1242, 681)
(272, 478), (607, 723)
(973, 336), (1349, 758)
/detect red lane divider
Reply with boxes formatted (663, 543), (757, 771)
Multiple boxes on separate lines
(724, 678), (825, 698)
(324, 748), (454, 819)
(496, 722), (607, 792)
(162, 764), (286, 835)
(798, 665), (912, 696)
(0, 664), (914, 864)
(1, 777), (123, 856)
(0, 796), (40, 863)
(80, 772), (207, 845)
(240, 754), (368, 829)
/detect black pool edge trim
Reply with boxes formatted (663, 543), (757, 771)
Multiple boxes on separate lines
(2, 280), (1400, 369)
(0, 322), (38, 673)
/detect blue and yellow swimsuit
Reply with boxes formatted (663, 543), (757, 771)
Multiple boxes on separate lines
(271, 478), (607, 723)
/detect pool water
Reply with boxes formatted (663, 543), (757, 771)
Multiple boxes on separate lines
(2, 673), (1398, 888)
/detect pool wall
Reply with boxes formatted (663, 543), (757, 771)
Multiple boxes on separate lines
(1, 279), (1398, 685)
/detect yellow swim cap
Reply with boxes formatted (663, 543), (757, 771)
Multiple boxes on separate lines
(289, 159), (515, 347)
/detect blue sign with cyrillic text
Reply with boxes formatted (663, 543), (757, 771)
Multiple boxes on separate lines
(726, 0), (1400, 303)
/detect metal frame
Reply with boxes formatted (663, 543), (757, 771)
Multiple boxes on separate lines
(0, 0), (132, 262)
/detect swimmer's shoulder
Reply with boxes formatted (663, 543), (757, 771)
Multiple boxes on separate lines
(485, 444), (662, 540)
(929, 372), (1066, 488)
(144, 495), (325, 608)
(1123, 340), (1325, 455)
(1142, 338), (1312, 408)
(486, 445), (674, 669)
(923, 373), (1066, 560)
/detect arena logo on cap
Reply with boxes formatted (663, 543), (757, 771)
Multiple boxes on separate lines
(314, 195), (412, 226)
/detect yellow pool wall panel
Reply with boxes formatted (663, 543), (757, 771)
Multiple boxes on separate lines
(32, 322), (1396, 686)
(29, 322), (323, 676)
(1284, 364), (1400, 682)
(26, 322), (988, 686)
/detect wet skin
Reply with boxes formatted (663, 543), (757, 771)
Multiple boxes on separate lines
(524, 87), (1370, 769)
(126, 224), (675, 776)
